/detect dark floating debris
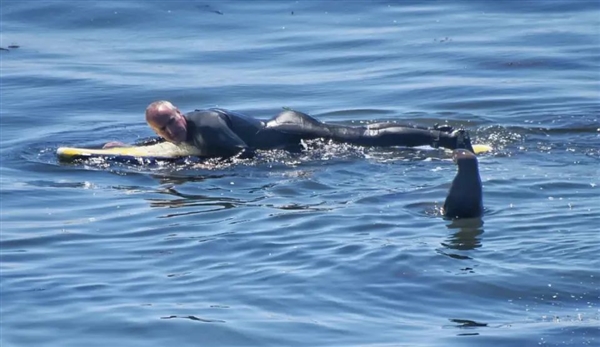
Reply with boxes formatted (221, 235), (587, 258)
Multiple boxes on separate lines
(435, 37), (452, 43)
(198, 4), (223, 15)
(450, 319), (488, 328)
(1, 43), (20, 52)
(161, 315), (225, 323)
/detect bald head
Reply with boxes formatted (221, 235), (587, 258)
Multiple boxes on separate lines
(145, 100), (178, 123)
(145, 100), (188, 144)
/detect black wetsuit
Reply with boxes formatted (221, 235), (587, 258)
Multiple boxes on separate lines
(182, 108), (467, 158)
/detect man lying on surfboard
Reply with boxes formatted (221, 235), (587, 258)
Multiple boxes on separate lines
(106, 100), (475, 158)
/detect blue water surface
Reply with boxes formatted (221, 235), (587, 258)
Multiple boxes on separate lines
(1, 1), (599, 346)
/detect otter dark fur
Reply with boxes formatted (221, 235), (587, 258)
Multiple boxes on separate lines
(443, 149), (483, 219)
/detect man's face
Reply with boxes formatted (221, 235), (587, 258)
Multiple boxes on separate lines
(146, 106), (187, 144)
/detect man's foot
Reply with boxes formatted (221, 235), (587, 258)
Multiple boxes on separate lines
(451, 129), (475, 153)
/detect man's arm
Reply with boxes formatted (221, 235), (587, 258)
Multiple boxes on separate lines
(191, 114), (253, 158)
(102, 141), (130, 149)
(102, 136), (166, 149)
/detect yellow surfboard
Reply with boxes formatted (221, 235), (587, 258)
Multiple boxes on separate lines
(471, 144), (493, 155)
(57, 142), (493, 161)
(57, 142), (202, 161)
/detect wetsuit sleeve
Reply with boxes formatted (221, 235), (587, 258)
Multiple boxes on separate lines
(134, 136), (166, 146)
(191, 114), (252, 158)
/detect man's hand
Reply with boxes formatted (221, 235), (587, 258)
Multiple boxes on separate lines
(102, 141), (129, 149)
(236, 147), (256, 159)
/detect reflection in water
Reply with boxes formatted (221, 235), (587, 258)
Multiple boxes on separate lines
(25, 180), (96, 189)
(152, 174), (229, 186)
(146, 186), (248, 217)
(442, 318), (488, 336)
(437, 218), (484, 260)
(146, 185), (334, 218)
(443, 218), (485, 251)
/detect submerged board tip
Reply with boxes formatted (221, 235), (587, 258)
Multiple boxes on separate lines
(472, 144), (493, 154)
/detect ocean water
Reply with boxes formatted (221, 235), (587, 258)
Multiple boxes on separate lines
(1, 1), (599, 346)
